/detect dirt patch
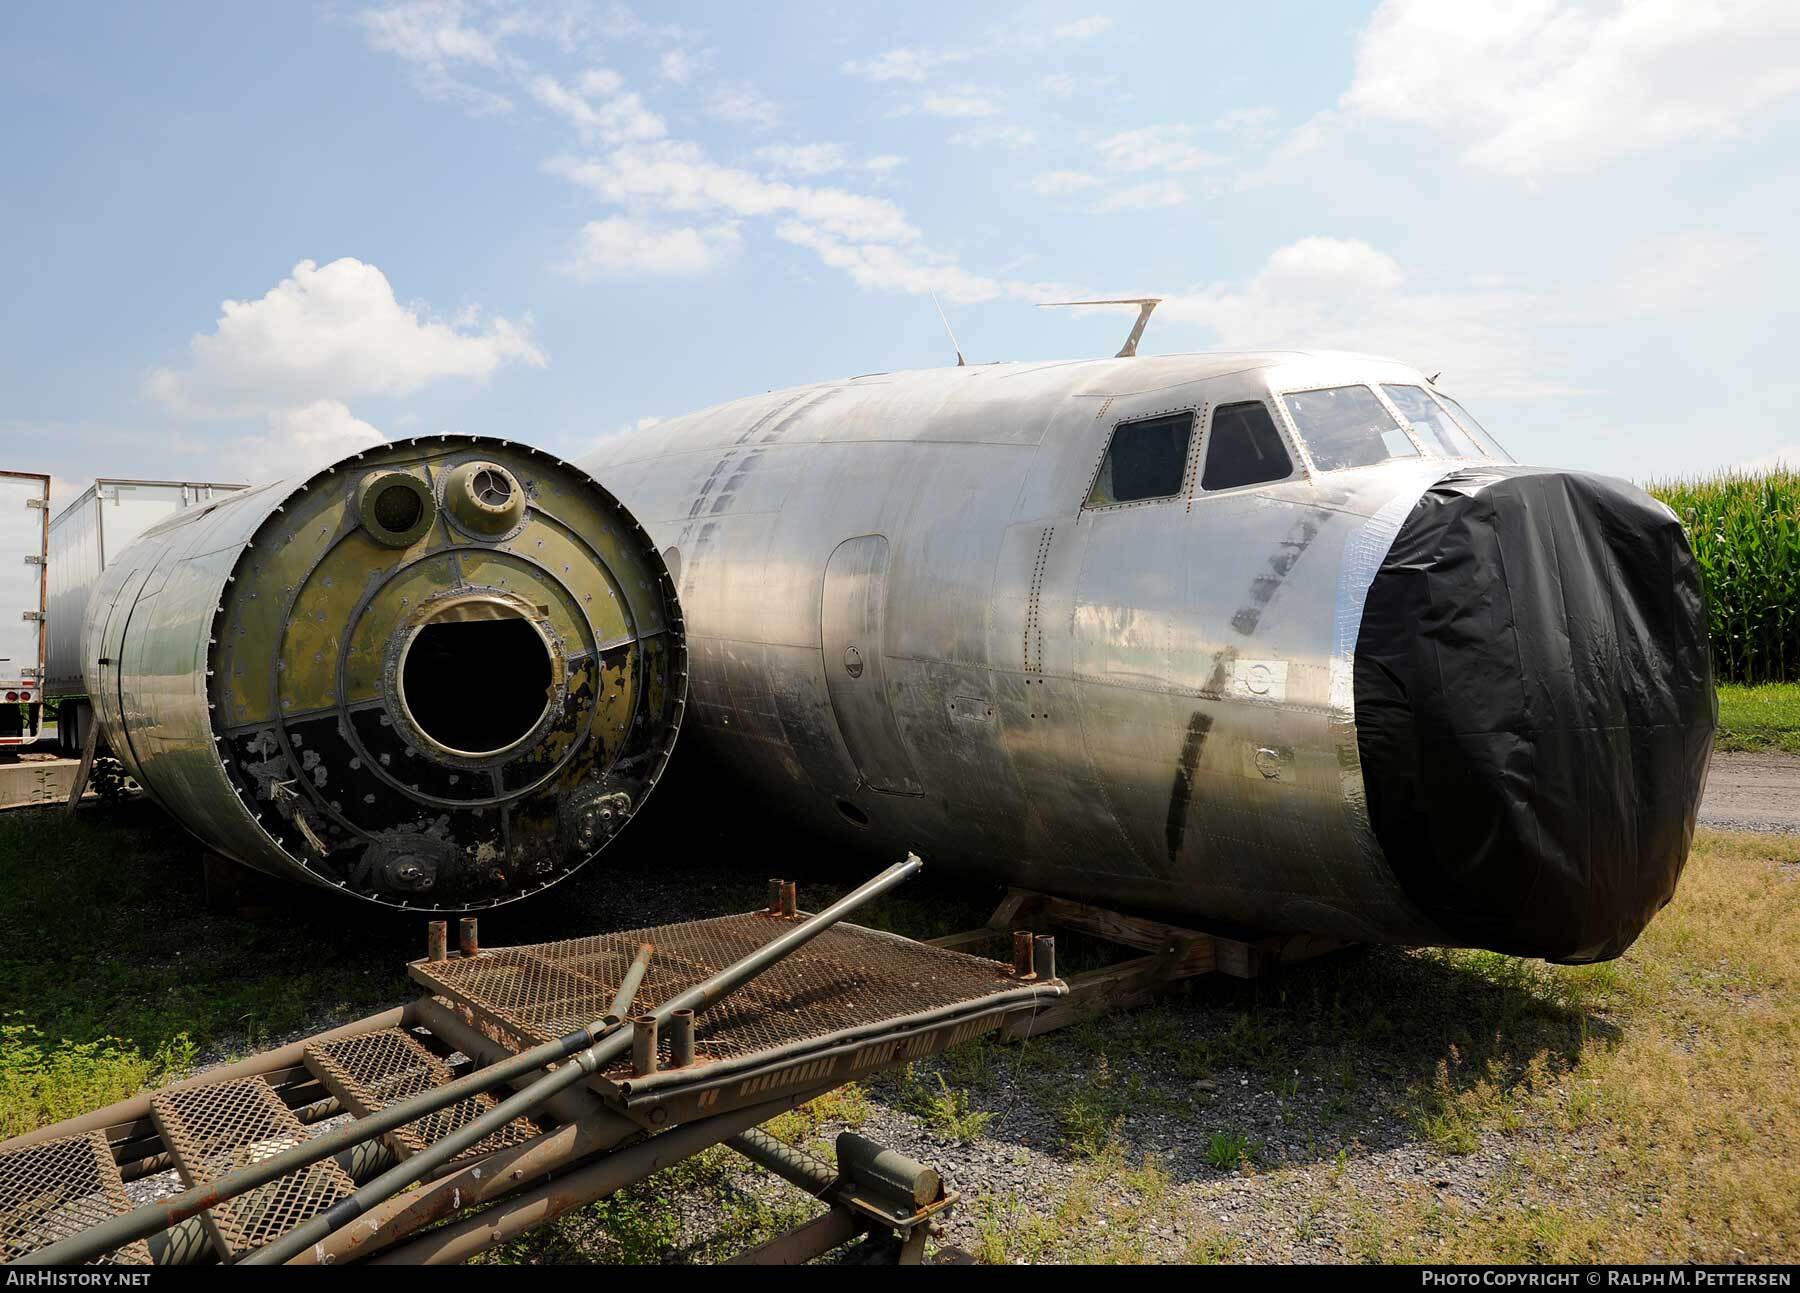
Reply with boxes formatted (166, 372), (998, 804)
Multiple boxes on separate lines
(1699, 750), (1800, 834)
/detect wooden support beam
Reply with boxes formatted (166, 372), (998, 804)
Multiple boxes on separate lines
(932, 887), (1345, 1039)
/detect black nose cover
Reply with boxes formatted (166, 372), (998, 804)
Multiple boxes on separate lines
(1353, 468), (1715, 963)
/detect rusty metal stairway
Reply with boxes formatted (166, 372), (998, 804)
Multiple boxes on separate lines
(150, 1078), (358, 1262)
(302, 1028), (539, 1162)
(0, 1131), (152, 1265)
(0, 1023), (530, 1265)
(0, 865), (1067, 1266)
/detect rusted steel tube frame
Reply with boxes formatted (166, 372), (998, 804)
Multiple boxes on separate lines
(726, 1127), (837, 1196)
(1012, 929), (1035, 977)
(836, 1132), (940, 1208)
(22, 1004), (622, 1265)
(245, 1032), (630, 1265)
(146, 1217), (214, 1267)
(368, 1087), (839, 1266)
(666, 1009), (695, 1069)
(617, 984), (1057, 1099)
(630, 1015), (659, 1076)
(609, 943), (655, 1020)
(286, 1107), (641, 1266)
(249, 857), (925, 1266)
(0, 1004), (411, 1155)
(141, 1136), (403, 1266)
(728, 1207), (866, 1265)
(119, 1128), (391, 1190)
(410, 996), (614, 1129)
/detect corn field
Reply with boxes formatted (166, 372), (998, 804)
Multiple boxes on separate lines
(1650, 468), (1800, 684)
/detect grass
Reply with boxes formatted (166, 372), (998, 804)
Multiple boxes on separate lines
(0, 801), (415, 1137)
(1202, 1131), (1254, 1171)
(895, 1066), (995, 1143)
(1, 797), (1795, 1265)
(1715, 680), (1800, 754)
(956, 830), (1800, 1264)
(973, 1142), (1180, 1264)
(478, 1141), (823, 1265)
(0, 788), (994, 1140)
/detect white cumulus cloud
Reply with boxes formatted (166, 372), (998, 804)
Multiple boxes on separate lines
(705, 82), (782, 129)
(1160, 236), (1560, 398)
(529, 73), (666, 145)
(752, 143), (906, 178)
(841, 46), (973, 83)
(146, 257), (544, 417)
(659, 47), (710, 84)
(547, 142), (922, 244)
(228, 401), (388, 485)
(356, 0), (517, 115)
(358, 0), (500, 66)
(1332, 0), (1800, 179)
(569, 216), (742, 277)
(754, 142), (848, 176)
(1095, 125), (1218, 174)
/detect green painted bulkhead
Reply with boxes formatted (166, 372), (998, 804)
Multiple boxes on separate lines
(82, 436), (685, 909)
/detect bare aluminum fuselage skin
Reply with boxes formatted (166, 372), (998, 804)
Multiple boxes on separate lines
(583, 350), (1475, 946)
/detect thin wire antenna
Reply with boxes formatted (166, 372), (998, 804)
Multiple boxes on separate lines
(1037, 297), (1163, 358)
(929, 290), (966, 367)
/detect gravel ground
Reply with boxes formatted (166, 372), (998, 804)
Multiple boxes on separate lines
(1698, 750), (1800, 834)
(692, 1017), (1547, 1264)
(89, 765), (1795, 1266)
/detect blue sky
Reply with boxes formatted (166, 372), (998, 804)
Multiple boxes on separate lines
(5, 0), (1798, 498)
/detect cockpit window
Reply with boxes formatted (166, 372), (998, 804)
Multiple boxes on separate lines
(1382, 384), (1484, 458)
(1085, 412), (1193, 507)
(1433, 393), (1513, 461)
(1202, 402), (1293, 491)
(1281, 386), (1418, 471)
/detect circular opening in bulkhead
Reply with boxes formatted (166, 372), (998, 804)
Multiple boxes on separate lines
(372, 483), (424, 534)
(441, 460), (527, 537)
(470, 467), (514, 507)
(356, 470), (436, 547)
(399, 604), (554, 756)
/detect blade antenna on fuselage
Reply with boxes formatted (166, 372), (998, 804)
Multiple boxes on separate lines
(929, 291), (967, 367)
(1037, 297), (1164, 358)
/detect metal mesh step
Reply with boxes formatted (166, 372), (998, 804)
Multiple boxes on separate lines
(409, 912), (1023, 1079)
(0, 1131), (152, 1265)
(150, 1077), (356, 1262)
(303, 1029), (540, 1161)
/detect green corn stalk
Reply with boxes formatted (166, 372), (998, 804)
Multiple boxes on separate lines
(1649, 467), (1800, 684)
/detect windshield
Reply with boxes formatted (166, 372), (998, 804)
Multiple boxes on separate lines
(1432, 393), (1512, 461)
(1281, 385), (1419, 471)
(1381, 384), (1484, 458)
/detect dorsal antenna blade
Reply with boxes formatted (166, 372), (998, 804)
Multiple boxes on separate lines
(929, 291), (966, 367)
(1037, 297), (1163, 358)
